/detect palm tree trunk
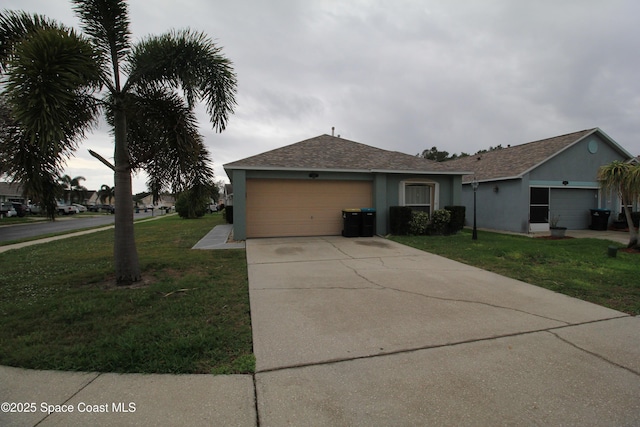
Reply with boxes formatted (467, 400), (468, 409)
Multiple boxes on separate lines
(622, 205), (639, 248)
(113, 100), (141, 285)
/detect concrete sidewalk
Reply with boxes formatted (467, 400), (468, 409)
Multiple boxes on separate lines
(0, 367), (256, 426)
(481, 227), (632, 245)
(191, 224), (245, 249)
(532, 228), (631, 244)
(1, 234), (639, 426)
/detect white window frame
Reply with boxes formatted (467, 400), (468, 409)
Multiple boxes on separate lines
(399, 179), (439, 213)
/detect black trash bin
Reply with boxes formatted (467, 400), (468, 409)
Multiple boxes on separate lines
(589, 209), (611, 230)
(342, 209), (361, 237)
(360, 208), (376, 237)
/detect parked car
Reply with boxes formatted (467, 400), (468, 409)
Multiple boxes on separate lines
(56, 203), (76, 215)
(87, 204), (114, 213)
(11, 202), (28, 217)
(72, 203), (87, 213)
(28, 204), (42, 214)
(0, 202), (17, 218)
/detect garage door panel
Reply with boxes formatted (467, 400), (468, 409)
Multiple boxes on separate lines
(246, 179), (372, 238)
(550, 189), (598, 229)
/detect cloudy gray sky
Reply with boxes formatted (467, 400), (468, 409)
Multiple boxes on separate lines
(4, 0), (640, 193)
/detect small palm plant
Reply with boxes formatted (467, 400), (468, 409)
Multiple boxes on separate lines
(548, 215), (566, 238)
(598, 161), (639, 248)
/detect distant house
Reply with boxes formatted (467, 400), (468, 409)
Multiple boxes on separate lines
(84, 190), (97, 205)
(444, 128), (635, 233)
(224, 134), (471, 239)
(0, 182), (25, 203)
(138, 194), (175, 209)
(223, 184), (233, 207)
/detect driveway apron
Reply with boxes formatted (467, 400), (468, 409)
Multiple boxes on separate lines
(247, 236), (640, 426)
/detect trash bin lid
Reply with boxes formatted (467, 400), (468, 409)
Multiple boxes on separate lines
(343, 208), (361, 213)
(361, 208), (376, 213)
(590, 208), (611, 213)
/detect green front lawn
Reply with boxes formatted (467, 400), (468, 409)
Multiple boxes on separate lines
(0, 214), (253, 374)
(2, 219), (636, 375)
(391, 230), (639, 315)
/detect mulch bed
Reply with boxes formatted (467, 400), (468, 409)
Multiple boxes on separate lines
(619, 247), (640, 254)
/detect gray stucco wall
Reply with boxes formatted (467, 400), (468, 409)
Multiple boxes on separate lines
(230, 169), (247, 240)
(382, 173), (461, 235)
(229, 170), (463, 239)
(529, 134), (623, 185)
(462, 178), (530, 233)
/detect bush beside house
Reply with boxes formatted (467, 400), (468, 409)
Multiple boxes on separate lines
(445, 205), (466, 233)
(391, 205), (464, 236)
(390, 206), (413, 235)
(175, 190), (208, 219)
(223, 205), (233, 224)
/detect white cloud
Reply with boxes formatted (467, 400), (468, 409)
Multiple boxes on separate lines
(4, 0), (640, 193)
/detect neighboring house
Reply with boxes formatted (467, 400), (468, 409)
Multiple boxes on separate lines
(83, 190), (96, 205)
(223, 134), (471, 239)
(88, 189), (111, 206)
(138, 194), (176, 209)
(444, 128), (635, 233)
(223, 184), (233, 207)
(0, 182), (25, 203)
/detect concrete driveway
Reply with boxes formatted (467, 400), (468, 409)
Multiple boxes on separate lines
(248, 236), (640, 426)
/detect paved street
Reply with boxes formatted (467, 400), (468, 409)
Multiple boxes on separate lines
(0, 211), (162, 242)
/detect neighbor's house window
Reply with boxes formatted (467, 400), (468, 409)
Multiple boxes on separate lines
(401, 181), (437, 213)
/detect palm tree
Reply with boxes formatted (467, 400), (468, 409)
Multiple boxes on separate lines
(0, 1), (237, 284)
(597, 161), (639, 248)
(58, 174), (87, 204)
(71, 179), (88, 205)
(97, 184), (115, 205)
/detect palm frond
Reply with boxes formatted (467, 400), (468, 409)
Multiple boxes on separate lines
(0, 10), (63, 72)
(127, 29), (237, 131)
(5, 27), (102, 148)
(628, 164), (640, 199)
(0, 96), (64, 219)
(103, 86), (213, 197)
(597, 161), (632, 197)
(1, 25), (102, 219)
(71, 0), (131, 88)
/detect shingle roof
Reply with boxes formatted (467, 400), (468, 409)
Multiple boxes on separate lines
(444, 128), (605, 183)
(0, 181), (23, 197)
(224, 134), (470, 174)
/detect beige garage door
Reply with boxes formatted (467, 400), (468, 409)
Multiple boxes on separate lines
(246, 179), (373, 238)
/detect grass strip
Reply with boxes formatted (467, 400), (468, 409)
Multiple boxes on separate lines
(0, 214), (253, 374)
(391, 230), (639, 315)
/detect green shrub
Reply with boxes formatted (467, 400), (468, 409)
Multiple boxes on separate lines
(223, 206), (234, 224)
(389, 206), (413, 235)
(175, 190), (208, 219)
(409, 211), (430, 235)
(445, 205), (466, 233)
(430, 209), (451, 235)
